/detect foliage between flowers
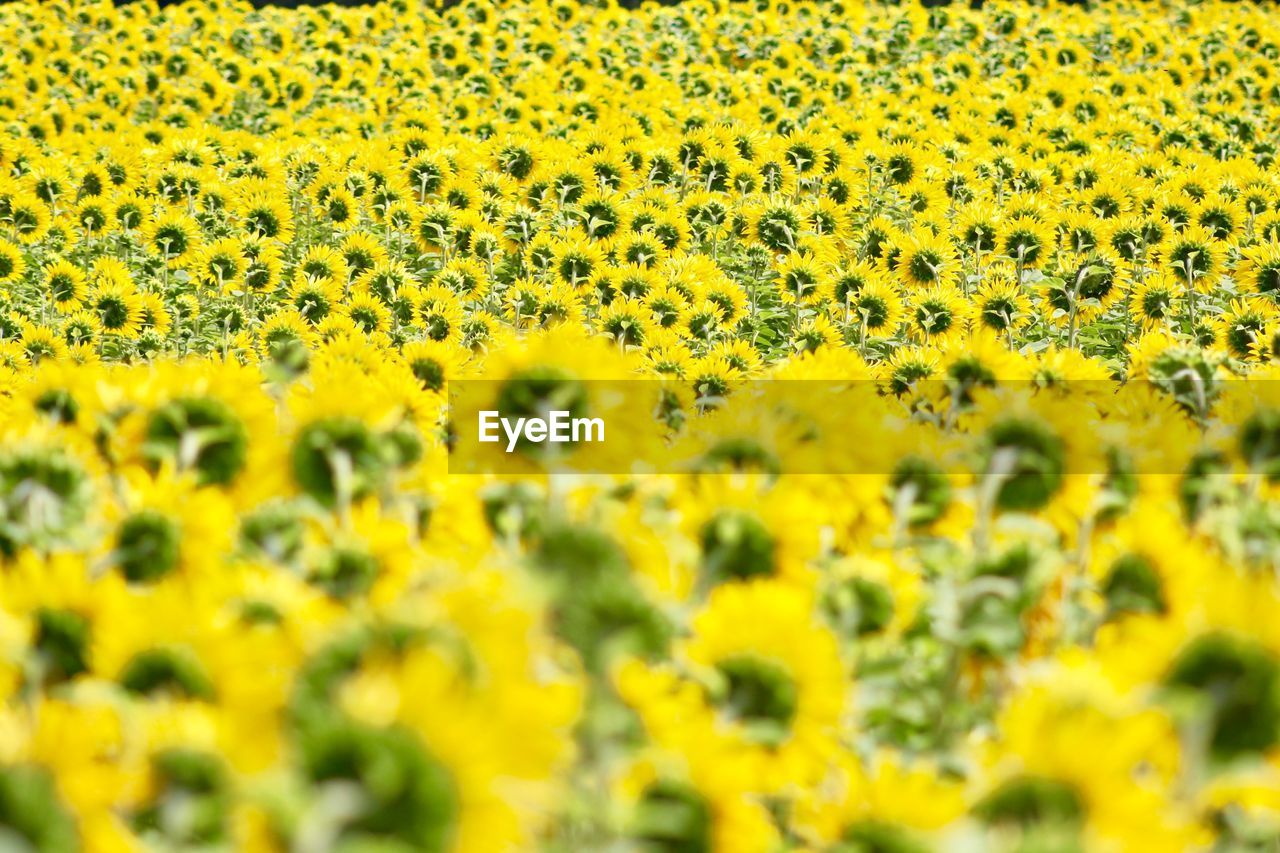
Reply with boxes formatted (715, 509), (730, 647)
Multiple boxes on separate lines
(3, 0), (1280, 850)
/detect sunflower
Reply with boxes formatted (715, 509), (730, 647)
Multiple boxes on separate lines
(881, 140), (922, 186)
(138, 293), (171, 337)
(406, 150), (454, 200)
(416, 287), (466, 345)
(617, 580), (846, 793)
(793, 312), (841, 353)
(804, 196), (852, 240)
(1236, 242), (1280, 298)
(774, 251), (825, 306)
(1249, 324), (1280, 365)
(942, 329), (1032, 387)
(465, 223), (505, 265)
(258, 308), (314, 365)
(551, 234), (605, 288)
(955, 203), (1001, 256)
(537, 281), (586, 328)
(999, 214), (1057, 270)
(400, 339), (467, 394)
(614, 759), (779, 853)
(975, 273), (1032, 336)
(192, 237), (247, 293)
(1216, 297), (1278, 362)
(615, 230), (665, 269)
(337, 292), (389, 335)
(745, 201), (805, 254)
(321, 185), (361, 228)
(1088, 506), (1209, 623)
(687, 353), (744, 406)
(698, 275), (748, 327)
(59, 311), (99, 349)
(971, 665), (1199, 851)
(20, 323), (67, 365)
(600, 297), (651, 349)
(0, 239), (24, 283)
(901, 180), (948, 218)
(289, 274), (340, 325)
(1030, 346), (1114, 386)
(236, 192), (295, 242)
(43, 259), (86, 312)
(573, 192), (623, 242)
(100, 470), (237, 585)
(645, 333), (696, 376)
(546, 160), (593, 207)
(859, 216), (904, 265)
(334, 572), (581, 851)
(0, 338), (28, 373)
(296, 244), (350, 290)
(1257, 211), (1280, 244)
(435, 257), (490, 302)
(781, 128), (827, 181)
(1129, 273), (1185, 331)
(1075, 248), (1128, 311)
(1163, 225), (1226, 289)
(754, 151), (800, 197)
(89, 280), (143, 338)
(74, 199), (108, 236)
(820, 260), (882, 318)
(144, 210), (201, 265)
(1195, 192), (1247, 241)
(1103, 215), (1152, 263)
(1080, 182), (1134, 220)
(110, 192), (145, 232)
(6, 197), (50, 244)
(708, 338), (763, 376)
(523, 230), (557, 277)
(611, 264), (660, 302)
(882, 345), (941, 395)
(895, 230), (958, 290)
(244, 239), (284, 294)
(909, 285), (970, 343)
(675, 298), (720, 344)
(644, 284), (689, 331)
(848, 278), (905, 340)
(356, 260), (417, 305)
(1059, 209), (1104, 255)
(794, 750), (965, 850)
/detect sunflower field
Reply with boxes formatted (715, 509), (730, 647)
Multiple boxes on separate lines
(6, 0), (1280, 849)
